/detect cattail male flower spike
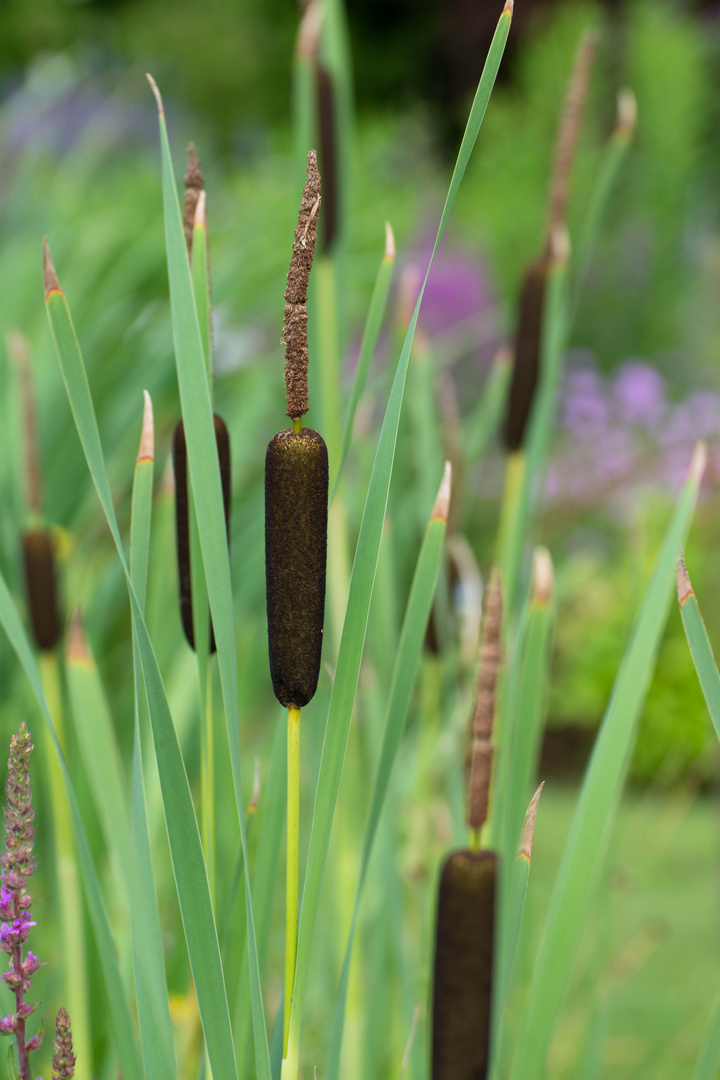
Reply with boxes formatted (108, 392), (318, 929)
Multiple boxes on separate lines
(265, 150), (328, 709)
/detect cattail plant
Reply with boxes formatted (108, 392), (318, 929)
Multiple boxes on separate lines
(9, 330), (62, 653)
(10, 320), (92, 1078)
(499, 29), (597, 611)
(172, 144), (231, 655)
(431, 570), (503, 1079)
(0, 725), (43, 1078)
(265, 149), (327, 1054)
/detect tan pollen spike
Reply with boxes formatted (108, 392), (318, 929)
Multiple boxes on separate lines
(283, 151), (321, 419)
(466, 569), (503, 832)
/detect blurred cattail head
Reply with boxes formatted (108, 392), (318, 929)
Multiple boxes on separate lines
(22, 529), (62, 653)
(466, 569), (503, 833)
(172, 414), (231, 652)
(432, 848), (497, 1080)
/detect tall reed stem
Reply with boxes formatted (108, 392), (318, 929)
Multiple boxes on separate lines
(284, 705), (301, 1055)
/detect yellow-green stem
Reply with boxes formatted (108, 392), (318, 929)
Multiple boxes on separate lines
(39, 653), (92, 1080)
(284, 705), (301, 1056)
(293, 417), (302, 433)
(496, 450), (528, 615)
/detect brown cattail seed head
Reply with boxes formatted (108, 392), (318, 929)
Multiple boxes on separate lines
(172, 415), (231, 652)
(432, 849), (497, 1080)
(466, 570), (503, 832)
(504, 259), (549, 453)
(265, 427), (328, 708)
(283, 151), (321, 419)
(22, 529), (62, 652)
(183, 143), (205, 256)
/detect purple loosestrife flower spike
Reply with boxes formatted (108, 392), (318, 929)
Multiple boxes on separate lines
(0, 724), (42, 1079)
(52, 1008), (76, 1079)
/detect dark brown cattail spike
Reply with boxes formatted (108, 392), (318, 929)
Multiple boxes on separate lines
(283, 151), (321, 420)
(183, 142), (205, 256)
(172, 415), (231, 652)
(22, 529), (61, 652)
(432, 849), (497, 1080)
(503, 258), (549, 453)
(265, 427), (328, 707)
(466, 569), (503, 833)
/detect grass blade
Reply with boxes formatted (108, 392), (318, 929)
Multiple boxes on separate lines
(677, 555), (720, 740)
(44, 249), (238, 1080)
(325, 464), (450, 1080)
(332, 222), (395, 496)
(128, 393), (177, 1080)
(284, 9), (512, 1073)
(0, 570), (143, 1080)
(148, 77), (271, 1079)
(509, 444), (705, 1080)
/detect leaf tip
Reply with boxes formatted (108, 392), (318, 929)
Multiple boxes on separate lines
(615, 88), (637, 142)
(503, 0), (514, 16)
(137, 390), (154, 465)
(42, 239), (61, 300)
(517, 782), (544, 862)
(431, 461), (452, 523)
(194, 188), (207, 230)
(146, 73), (164, 117)
(531, 546), (554, 606)
(690, 440), (707, 485)
(384, 221), (396, 261)
(66, 608), (90, 664)
(676, 551), (694, 608)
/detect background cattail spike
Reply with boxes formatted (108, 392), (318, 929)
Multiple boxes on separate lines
(283, 151), (321, 420)
(546, 27), (599, 243)
(183, 142), (205, 254)
(466, 570), (503, 832)
(432, 849), (497, 1080)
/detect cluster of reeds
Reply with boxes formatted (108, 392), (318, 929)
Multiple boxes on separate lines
(1, 2), (720, 1078)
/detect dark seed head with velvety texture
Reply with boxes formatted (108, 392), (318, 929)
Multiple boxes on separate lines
(432, 849), (497, 1080)
(504, 258), (548, 453)
(22, 529), (61, 652)
(172, 414), (231, 653)
(265, 427), (328, 708)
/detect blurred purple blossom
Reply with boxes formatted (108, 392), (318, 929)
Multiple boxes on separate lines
(547, 353), (720, 509)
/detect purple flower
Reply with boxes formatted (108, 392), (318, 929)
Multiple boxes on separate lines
(613, 361), (666, 425)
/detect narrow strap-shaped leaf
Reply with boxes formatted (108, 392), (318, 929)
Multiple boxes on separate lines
(148, 79), (270, 1078)
(45, 265), (238, 1080)
(677, 557), (720, 740)
(0, 570), (143, 1080)
(332, 224), (395, 497)
(283, 12), (511, 1073)
(510, 446), (704, 1080)
(325, 465), (450, 1080)
(693, 994), (720, 1080)
(465, 348), (513, 466)
(128, 395), (177, 1080)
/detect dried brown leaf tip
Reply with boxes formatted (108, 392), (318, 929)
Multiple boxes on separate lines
(676, 552), (694, 609)
(283, 150), (321, 420)
(137, 390), (154, 465)
(466, 569), (503, 833)
(517, 782), (544, 862)
(183, 142), (205, 254)
(42, 238), (61, 300)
